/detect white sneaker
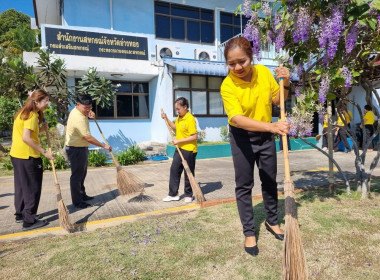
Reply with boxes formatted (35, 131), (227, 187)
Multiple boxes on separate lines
(162, 196), (180, 202)
(184, 197), (193, 203)
(322, 147), (328, 151)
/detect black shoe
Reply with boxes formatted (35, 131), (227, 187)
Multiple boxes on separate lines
(74, 202), (91, 209)
(22, 219), (48, 231)
(16, 214), (40, 223)
(244, 245), (259, 256)
(82, 195), (94, 201)
(265, 221), (284, 241)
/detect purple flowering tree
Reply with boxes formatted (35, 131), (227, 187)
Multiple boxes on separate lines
(239, 0), (380, 197)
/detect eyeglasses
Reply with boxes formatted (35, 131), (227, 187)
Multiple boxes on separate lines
(80, 104), (92, 110)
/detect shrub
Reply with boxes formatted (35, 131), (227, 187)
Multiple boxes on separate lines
(220, 125), (229, 142)
(117, 145), (145, 166)
(197, 130), (206, 144)
(0, 96), (19, 132)
(88, 150), (107, 167)
(2, 156), (13, 170)
(42, 153), (68, 170)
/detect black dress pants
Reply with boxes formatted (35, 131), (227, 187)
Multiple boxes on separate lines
(11, 156), (43, 224)
(168, 148), (197, 198)
(333, 126), (351, 152)
(229, 126), (279, 237)
(66, 146), (89, 205)
(363, 125), (374, 149)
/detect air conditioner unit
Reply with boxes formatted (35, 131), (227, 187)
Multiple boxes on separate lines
(156, 44), (181, 60)
(194, 49), (217, 61)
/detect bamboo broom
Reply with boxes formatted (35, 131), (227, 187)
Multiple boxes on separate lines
(279, 71), (308, 279)
(93, 118), (144, 196)
(161, 109), (205, 204)
(45, 122), (74, 232)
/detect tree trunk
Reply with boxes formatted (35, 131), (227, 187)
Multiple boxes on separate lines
(327, 101), (335, 194)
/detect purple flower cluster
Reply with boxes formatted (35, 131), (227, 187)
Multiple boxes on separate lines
(341, 66), (352, 87)
(266, 30), (275, 44)
(345, 22), (359, 54)
(318, 6), (344, 60)
(293, 8), (312, 43)
(243, 0), (252, 18)
(378, 15), (380, 29)
(295, 86), (302, 98)
(318, 75), (330, 103)
(262, 2), (272, 17)
(275, 29), (285, 52)
(288, 116), (313, 137)
(244, 21), (261, 60)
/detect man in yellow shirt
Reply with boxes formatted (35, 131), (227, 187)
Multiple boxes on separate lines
(65, 94), (112, 209)
(333, 105), (353, 153)
(361, 104), (376, 152)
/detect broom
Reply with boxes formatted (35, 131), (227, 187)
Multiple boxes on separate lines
(93, 118), (144, 196)
(44, 122), (75, 232)
(161, 109), (205, 204)
(279, 71), (308, 279)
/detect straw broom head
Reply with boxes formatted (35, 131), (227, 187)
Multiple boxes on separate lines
(55, 184), (75, 232)
(182, 161), (205, 204)
(281, 181), (308, 280)
(116, 166), (145, 196)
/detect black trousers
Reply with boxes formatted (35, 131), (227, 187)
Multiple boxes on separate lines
(363, 125), (374, 149)
(66, 146), (89, 205)
(333, 126), (351, 151)
(11, 156), (43, 224)
(229, 126), (278, 237)
(168, 148), (197, 197)
(322, 127), (328, 148)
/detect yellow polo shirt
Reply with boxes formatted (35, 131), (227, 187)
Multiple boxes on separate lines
(323, 114), (328, 128)
(364, 110), (375, 125)
(65, 107), (91, 147)
(175, 112), (197, 153)
(220, 65), (279, 126)
(337, 110), (352, 126)
(10, 111), (41, 159)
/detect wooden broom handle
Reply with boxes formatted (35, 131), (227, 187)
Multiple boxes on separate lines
(44, 120), (59, 184)
(92, 117), (118, 165)
(279, 64), (291, 181)
(161, 109), (187, 162)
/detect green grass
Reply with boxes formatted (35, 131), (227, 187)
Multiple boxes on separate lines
(0, 183), (380, 279)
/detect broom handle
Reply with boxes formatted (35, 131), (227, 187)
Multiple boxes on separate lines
(279, 64), (291, 181)
(92, 117), (120, 167)
(44, 121), (59, 185)
(161, 109), (189, 163)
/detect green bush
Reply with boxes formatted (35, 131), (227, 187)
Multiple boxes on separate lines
(1, 156), (13, 170)
(220, 125), (229, 142)
(117, 145), (145, 166)
(42, 153), (68, 170)
(88, 150), (107, 167)
(0, 96), (19, 132)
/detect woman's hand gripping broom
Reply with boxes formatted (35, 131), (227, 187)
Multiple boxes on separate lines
(45, 121), (74, 232)
(279, 67), (308, 280)
(93, 118), (144, 196)
(161, 109), (205, 204)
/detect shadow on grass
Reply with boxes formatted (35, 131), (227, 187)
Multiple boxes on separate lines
(0, 193), (13, 198)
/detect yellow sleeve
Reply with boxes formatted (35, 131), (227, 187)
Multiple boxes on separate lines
(23, 113), (39, 132)
(220, 81), (243, 122)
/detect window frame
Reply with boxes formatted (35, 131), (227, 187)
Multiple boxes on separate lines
(220, 11), (249, 44)
(154, 0), (215, 45)
(173, 74), (226, 117)
(80, 80), (150, 120)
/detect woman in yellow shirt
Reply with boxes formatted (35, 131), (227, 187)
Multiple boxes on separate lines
(221, 37), (290, 256)
(10, 89), (54, 231)
(161, 97), (197, 203)
(362, 104), (376, 152)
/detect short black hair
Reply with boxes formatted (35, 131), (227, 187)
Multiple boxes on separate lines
(175, 96), (189, 109)
(77, 94), (92, 105)
(364, 104), (372, 111)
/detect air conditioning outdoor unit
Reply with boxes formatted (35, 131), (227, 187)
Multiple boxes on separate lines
(194, 49), (217, 61)
(156, 44), (181, 60)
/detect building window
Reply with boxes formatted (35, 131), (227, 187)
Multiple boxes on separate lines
(155, 1), (214, 44)
(173, 74), (225, 117)
(220, 12), (249, 44)
(95, 81), (149, 119)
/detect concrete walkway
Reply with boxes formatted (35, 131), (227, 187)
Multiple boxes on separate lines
(0, 149), (379, 241)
